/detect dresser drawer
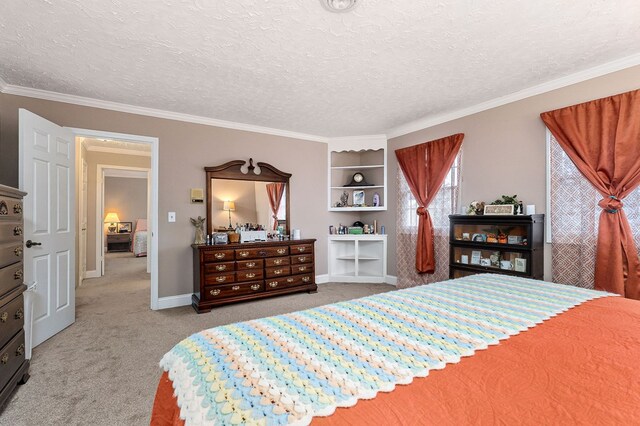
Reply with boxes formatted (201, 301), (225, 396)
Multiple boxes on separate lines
(235, 246), (289, 259)
(291, 264), (313, 275)
(0, 293), (24, 350)
(236, 269), (264, 282)
(0, 242), (23, 270)
(204, 261), (235, 274)
(265, 256), (290, 267)
(0, 197), (22, 221)
(290, 254), (312, 265)
(0, 330), (25, 394)
(203, 272), (235, 285)
(203, 249), (235, 262)
(0, 223), (23, 244)
(0, 263), (23, 298)
(265, 273), (313, 291)
(290, 244), (313, 255)
(265, 265), (291, 278)
(203, 281), (264, 301)
(236, 259), (263, 270)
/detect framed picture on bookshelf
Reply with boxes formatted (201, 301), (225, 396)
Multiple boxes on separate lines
(484, 204), (514, 215)
(470, 250), (481, 265)
(514, 257), (527, 272)
(353, 190), (365, 206)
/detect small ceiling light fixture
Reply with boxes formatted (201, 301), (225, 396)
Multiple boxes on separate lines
(321, 0), (359, 13)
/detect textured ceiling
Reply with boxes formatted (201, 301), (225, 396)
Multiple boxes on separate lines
(1, 1), (640, 137)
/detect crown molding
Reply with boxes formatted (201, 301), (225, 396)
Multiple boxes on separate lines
(84, 145), (151, 157)
(0, 84), (329, 143)
(387, 52), (640, 139)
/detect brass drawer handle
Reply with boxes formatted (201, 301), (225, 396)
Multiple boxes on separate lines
(0, 312), (7, 323)
(286, 278), (294, 283)
(245, 273), (256, 279)
(274, 269), (283, 275)
(274, 259), (283, 265)
(239, 251), (250, 258)
(250, 284), (260, 291)
(297, 247), (306, 252)
(215, 265), (227, 271)
(269, 282), (278, 288)
(15, 308), (23, 320)
(232, 285), (240, 291)
(13, 204), (22, 214)
(14, 269), (23, 280)
(298, 257), (307, 262)
(210, 289), (221, 296)
(277, 248), (287, 254)
(215, 276), (227, 283)
(214, 253), (225, 259)
(299, 266), (307, 271)
(246, 262), (256, 268)
(1, 353), (8, 364)
(302, 276), (310, 283)
(16, 344), (24, 356)
(14, 226), (23, 236)
(0, 201), (7, 215)
(14, 247), (23, 257)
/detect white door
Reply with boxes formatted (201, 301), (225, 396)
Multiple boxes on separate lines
(19, 109), (75, 348)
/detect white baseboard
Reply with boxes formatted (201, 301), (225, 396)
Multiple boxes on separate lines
(385, 275), (398, 286)
(157, 293), (192, 310)
(84, 270), (100, 279)
(315, 274), (329, 284)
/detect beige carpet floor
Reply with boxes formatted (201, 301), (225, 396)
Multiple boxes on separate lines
(0, 253), (393, 425)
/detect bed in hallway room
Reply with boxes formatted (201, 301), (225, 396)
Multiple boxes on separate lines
(132, 218), (148, 257)
(150, 274), (640, 425)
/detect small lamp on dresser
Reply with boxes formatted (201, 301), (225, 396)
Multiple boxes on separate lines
(223, 201), (235, 229)
(104, 212), (120, 233)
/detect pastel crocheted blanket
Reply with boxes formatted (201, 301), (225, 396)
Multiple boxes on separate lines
(160, 274), (611, 425)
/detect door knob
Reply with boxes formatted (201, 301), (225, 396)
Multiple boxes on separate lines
(25, 240), (42, 248)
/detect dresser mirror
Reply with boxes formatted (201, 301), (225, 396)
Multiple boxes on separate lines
(205, 159), (291, 236)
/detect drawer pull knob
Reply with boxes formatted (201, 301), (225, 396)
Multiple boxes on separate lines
(13, 204), (22, 214)
(274, 259), (283, 265)
(215, 276), (227, 283)
(214, 253), (225, 259)
(286, 278), (294, 283)
(15, 308), (23, 320)
(274, 269), (283, 275)
(239, 251), (249, 257)
(299, 267), (307, 271)
(0, 353), (8, 364)
(246, 262), (256, 268)
(246, 273), (256, 279)
(297, 247), (306, 252)
(232, 285), (240, 291)
(302, 277), (310, 283)
(299, 257), (307, 262)
(210, 289), (221, 296)
(215, 265), (227, 271)
(16, 344), (24, 356)
(0, 201), (7, 215)
(0, 312), (7, 323)
(14, 226), (23, 236)
(14, 269), (23, 280)
(250, 284), (260, 290)
(14, 247), (23, 257)
(269, 282), (278, 288)
(277, 248), (286, 254)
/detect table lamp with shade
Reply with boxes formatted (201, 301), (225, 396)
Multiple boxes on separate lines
(223, 201), (235, 229)
(104, 212), (120, 233)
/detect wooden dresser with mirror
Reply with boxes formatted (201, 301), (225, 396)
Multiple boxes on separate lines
(192, 159), (317, 313)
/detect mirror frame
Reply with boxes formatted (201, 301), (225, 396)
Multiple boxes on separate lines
(205, 158), (291, 236)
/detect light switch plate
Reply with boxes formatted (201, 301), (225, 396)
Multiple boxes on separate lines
(168, 212), (176, 222)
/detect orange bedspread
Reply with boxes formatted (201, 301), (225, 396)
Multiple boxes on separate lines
(151, 296), (640, 425)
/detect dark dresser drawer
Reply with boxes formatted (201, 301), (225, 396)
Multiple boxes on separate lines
(204, 261), (235, 274)
(203, 281), (264, 301)
(236, 259), (263, 270)
(203, 249), (235, 262)
(0, 330), (25, 395)
(290, 243), (313, 254)
(265, 265), (291, 278)
(0, 263), (23, 298)
(291, 264), (313, 275)
(236, 269), (264, 282)
(0, 242), (23, 269)
(0, 223), (23, 243)
(0, 293), (24, 350)
(265, 273), (313, 291)
(290, 254), (312, 265)
(265, 257), (290, 267)
(203, 272), (235, 286)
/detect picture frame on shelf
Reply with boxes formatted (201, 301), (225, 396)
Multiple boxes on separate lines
(514, 257), (527, 272)
(471, 233), (486, 242)
(117, 222), (132, 233)
(353, 190), (365, 206)
(460, 254), (469, 264)
(484, 204), (515, 215)
(470, 250), (481, 265)
(480, 258), (491, 266)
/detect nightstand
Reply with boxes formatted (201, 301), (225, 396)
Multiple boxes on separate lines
(107, 233), (131, 252)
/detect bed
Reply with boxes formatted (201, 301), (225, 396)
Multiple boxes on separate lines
(132, 218), (148, 257)
(151, 274), (640, 425)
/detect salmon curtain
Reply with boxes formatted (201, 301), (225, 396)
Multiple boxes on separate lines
(266, 183), (285, 230)
(541, 89), (640, 299)
(395, 133), (464, 273)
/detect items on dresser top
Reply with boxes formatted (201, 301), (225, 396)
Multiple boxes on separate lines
(0, 184), (30, 410)
(192, 239), (317, 313)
